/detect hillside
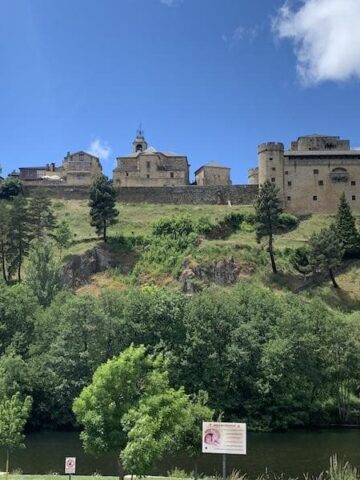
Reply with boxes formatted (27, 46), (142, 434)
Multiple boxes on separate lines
(54, 200), (360, 310)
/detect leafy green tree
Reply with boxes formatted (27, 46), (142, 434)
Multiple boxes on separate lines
(0, 178), (23, 200)
(27, 192), (56, 239)
(0, 201), (10, 283)
(6, 197), (32, 282)
(121, 384), (210, 476)
(54, 219), (73, 254)
(335, 193), (360, 258)
(32, 292), (108, 427)
(254, 180), (282, 273)
(25, 240), (64, 307)
(308, 227), (344, 288)
(0, 284), (38, 356)
(0, 394), (32, 477)
(73, 346), (190, 478)
(89, 175), (118, 242)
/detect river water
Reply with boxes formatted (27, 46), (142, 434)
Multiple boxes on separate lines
(1, 430), (359, 478)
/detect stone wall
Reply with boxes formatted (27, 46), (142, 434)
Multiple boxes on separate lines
(23, 184), (258, 205)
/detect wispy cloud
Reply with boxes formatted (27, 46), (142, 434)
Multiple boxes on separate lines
(88, 139), (111, 161)
(160, 0), (183, 7)
(222, 25), (259, 48)
(273, 0), (360, 85)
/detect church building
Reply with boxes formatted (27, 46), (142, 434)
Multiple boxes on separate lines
(113, 129), (190, 187)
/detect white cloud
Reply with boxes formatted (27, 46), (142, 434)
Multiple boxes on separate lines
(222, 25), (259, 48)
(88, 139), (111, 161)
(160, 0), (183, 7)
(273, 0), (360, 85)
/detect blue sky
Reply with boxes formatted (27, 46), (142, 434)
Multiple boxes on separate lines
(1, 0), (360, 183)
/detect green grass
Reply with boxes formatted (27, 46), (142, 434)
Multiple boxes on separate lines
(52, 200), (360, 305)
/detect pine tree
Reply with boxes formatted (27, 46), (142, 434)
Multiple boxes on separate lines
(27, 192), (56, 240)
(89, 175), (119, 242)
(335, 192), (360, 258)
(308, 226), (344, 288)
(255, 180), (282, 274)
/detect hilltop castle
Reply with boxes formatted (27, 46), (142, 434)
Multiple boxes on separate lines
(6, 132), (360, 214)
(249, 134), (360, 215)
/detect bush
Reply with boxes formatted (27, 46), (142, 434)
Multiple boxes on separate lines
(277, 212), (299, 232)
(152, 216), (195, 238)
(195, 216), (214, 235)
(223, 212), (245, 230)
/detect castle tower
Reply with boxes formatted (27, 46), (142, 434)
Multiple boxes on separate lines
(132, 126), (148, 153)
(258, 142), (285, 200)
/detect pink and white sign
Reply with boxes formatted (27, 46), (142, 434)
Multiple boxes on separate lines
(202, 422), (246, 455)
(65, 457), (76, 474)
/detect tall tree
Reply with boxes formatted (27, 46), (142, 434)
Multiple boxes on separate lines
(0, 394), (32, 478)
(7, 197), (32, 282)
(308, 226), (344, 288)
(54, 219), (73, 255)
(335, 193), (360, 258)
(0, 201), (10, 284)
(88, 175), (118, 242)
(254, 180), (282, 274)
(25, 240), (64, 307)
(27, 192), (56, 240)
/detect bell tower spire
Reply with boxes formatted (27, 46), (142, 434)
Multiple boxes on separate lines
(133, 123), (148, 153)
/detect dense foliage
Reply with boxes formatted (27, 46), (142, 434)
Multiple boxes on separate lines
(0, 281), (359, 432)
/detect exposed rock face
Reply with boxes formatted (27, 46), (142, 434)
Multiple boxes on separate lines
(180, 256), (241, 293)
(63, 246), (119, 289)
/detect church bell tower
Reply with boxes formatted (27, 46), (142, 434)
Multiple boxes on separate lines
(132, 125), (148, 153)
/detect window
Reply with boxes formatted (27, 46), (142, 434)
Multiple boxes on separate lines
(318, 180), (324, 186)
(313, 195), (317, 201)
(285, 171), (289, 175)
(269, 157), (273, 161)
(352, 195), (356, 201)
(288, 181), (292, 186)
(146, 174), (150, 178)
(313, 169), (319, 174)
(351, 181), (356, 186)
(125, 172), (129, 177)
(271, 177), (275, 182)
(287, 196), (291, 201)
(170, 172), (174, 178)
(146, 161), (150, 169)
(272, 167), (276, 171)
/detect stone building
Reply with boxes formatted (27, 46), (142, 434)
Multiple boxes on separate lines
(250, 134), (360, 214)
(19, 163), (62, 183)
(113, 130), (189, 187)
(62, 151), (102, 185)
(15, 151), (102, 186)
(195, 163), (231, 186)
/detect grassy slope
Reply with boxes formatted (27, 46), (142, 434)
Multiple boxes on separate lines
(54, 200), (360, 308)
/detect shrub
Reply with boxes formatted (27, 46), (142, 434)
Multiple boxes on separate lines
(195, 216), (214, 235)
(223, 212), (245, 230)
(277, 212), (299, 232)
(152, 216), (194, 238)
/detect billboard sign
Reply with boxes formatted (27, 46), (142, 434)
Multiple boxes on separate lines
(202, 422), (246, 455)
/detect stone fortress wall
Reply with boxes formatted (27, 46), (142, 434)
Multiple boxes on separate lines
(23, 184), (258, 205)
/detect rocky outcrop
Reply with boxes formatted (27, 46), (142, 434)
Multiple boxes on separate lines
(180, 256), (241, 293)
(63, 245), (119, 289)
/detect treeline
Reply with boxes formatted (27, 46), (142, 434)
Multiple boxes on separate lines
(1, 282), (359, 431)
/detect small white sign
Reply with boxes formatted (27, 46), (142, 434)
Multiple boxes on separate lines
(65, 457), (76, 474)
(202, 422), (247, 455)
